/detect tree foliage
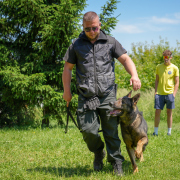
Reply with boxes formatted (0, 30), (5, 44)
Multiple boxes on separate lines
(0, 0), (120, 127)
(99, 0), (120, 35)
(0, 0), (86, 127)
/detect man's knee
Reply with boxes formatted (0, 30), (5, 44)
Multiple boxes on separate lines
(82, 130), (104, 152)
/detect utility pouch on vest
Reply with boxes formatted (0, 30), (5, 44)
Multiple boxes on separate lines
(83, 96), (100, 110)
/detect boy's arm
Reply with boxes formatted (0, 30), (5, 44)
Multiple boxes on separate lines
(173, 76), (179, 97)
(155, 74), (159, 95)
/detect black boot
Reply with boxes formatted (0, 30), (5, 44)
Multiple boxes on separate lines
(93, 149), (106, 171)
(111, 160), (123, 176)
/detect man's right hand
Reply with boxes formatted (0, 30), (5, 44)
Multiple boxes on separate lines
(63, 92), (72, 107)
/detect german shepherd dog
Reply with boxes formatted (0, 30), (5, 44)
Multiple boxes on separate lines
(109, 91), (148, 173)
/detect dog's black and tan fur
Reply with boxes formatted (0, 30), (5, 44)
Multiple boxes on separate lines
(109, 91), (148, 173)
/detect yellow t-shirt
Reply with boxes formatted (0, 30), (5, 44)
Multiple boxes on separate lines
(156, 63), (179, 95)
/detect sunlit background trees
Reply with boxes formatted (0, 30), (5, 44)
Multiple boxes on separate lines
(0, 0), (179, 127)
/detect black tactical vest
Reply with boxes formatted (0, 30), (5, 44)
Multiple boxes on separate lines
(73, 30), (116, 98)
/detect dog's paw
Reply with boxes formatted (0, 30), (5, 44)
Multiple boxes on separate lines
(135, 150), (142, 159)
(133, 167), (138, 174)
(135, 151), (144, 162)
(140, 155), (144, 162)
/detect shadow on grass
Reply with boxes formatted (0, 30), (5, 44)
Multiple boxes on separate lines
(122, 161), (133, 175)
(27, 160), (133, 177)
(27, 165), (94, 177)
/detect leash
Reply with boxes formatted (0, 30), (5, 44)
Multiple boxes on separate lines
(65, 105), (80, 133)
(65, 103), (102, 133)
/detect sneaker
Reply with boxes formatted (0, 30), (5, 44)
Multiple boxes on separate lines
(111, 160), (123, 176)
(93, 149), (106, 171)
(167, 133), (171, 136)
(152, 132), (158, 136)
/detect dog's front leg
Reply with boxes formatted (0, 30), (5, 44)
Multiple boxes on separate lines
(135, 136), (148, 161)
(126, 147), (138, 173)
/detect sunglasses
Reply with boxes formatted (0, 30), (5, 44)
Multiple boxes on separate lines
(84, 26), (98, 32)
(163, 56), (171, 59)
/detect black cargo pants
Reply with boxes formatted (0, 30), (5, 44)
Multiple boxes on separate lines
(77, 90), (124, 162)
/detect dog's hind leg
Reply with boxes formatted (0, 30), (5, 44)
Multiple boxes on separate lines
(126, 147), (138, 173)
(135, 137), (148, 161)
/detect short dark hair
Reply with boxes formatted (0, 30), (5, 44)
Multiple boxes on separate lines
(163, 50), (172, 56)
(83, 11), (99, 23)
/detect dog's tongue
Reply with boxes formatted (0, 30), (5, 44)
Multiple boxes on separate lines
(110, 109), (120, 115)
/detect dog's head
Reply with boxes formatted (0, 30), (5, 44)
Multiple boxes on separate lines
(109, 90), (140, 117)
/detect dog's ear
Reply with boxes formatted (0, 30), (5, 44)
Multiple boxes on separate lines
(132, 93), (140, 105)
(126, 90), (132, 98)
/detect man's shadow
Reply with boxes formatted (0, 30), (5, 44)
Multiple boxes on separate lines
(27, 165), (94, 178)
(27, 161), (132, 177)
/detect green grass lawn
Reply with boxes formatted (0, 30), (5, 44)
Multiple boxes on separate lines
(1, 89), (180, 179)
(1, 121), (180, 180)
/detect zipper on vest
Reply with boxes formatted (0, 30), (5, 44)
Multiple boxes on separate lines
(93, 44), (98, 95)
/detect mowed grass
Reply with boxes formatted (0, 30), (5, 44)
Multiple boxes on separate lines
(1, 89), (180, 180)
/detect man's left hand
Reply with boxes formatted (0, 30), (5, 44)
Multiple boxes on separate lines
(130, 76), (141, 91)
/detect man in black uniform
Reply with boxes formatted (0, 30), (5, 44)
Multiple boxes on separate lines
(62, 11), (141, 176)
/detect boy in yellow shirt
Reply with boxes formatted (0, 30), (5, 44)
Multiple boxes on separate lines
(153, 50), (179, 136)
